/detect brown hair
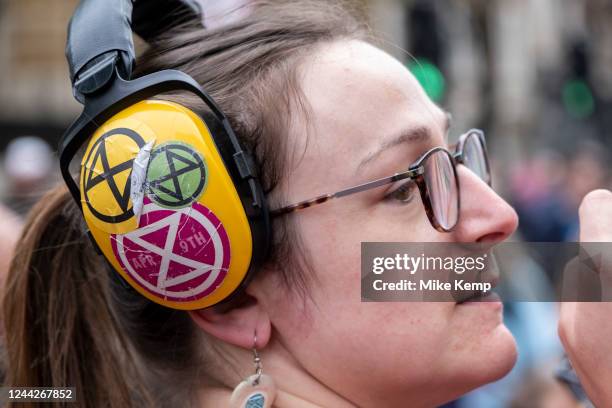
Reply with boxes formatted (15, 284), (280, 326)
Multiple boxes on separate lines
(2, 1), (368, 407)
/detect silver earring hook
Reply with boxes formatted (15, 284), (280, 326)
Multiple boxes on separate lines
(252, 330), (263, 386)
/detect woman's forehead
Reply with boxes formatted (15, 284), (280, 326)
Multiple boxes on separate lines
(293, 40), (445, 181)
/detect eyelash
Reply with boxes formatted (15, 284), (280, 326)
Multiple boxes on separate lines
(385, 179), (418, 204)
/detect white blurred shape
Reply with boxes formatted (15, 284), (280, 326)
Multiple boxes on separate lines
(4, 136), (53, 183)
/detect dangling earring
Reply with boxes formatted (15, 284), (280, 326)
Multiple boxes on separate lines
(230, 332), (277, 408)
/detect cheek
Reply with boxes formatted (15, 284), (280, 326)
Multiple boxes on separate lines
(271, 213), (458, 393)
(296, 206), (446, 302)
(291, 204), (452, 337)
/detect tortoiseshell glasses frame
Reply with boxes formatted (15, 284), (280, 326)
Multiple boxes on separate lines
(270, 129), (491, 232)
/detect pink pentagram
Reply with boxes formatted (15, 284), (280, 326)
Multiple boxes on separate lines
(111, 200), (231, 302)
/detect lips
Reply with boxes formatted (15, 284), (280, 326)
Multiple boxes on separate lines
(455, 277), (499, 304)
(456, 289), (497, 304)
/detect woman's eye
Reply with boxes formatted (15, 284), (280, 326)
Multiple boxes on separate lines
(386, 180), (417, 204)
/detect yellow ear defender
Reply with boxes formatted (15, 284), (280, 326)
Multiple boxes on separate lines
(59, 0), (270, 310)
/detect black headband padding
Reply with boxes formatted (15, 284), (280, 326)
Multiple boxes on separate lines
(66, 0), (135, 94)
(66, 0), (203, 101)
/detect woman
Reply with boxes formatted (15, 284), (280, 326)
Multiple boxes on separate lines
(2, 1), (605, 407)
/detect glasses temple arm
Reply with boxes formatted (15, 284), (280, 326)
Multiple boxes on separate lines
(270, 170), (418, 217)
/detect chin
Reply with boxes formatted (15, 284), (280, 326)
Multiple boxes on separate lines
(388, 325), (517, 408)
(439, 324), (518, 404)
(468, 323), (518, 387)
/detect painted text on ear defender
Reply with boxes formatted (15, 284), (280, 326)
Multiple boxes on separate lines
(80, 100), (254, 309)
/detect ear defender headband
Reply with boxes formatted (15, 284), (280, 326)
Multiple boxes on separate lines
(59, 0), (271, 310)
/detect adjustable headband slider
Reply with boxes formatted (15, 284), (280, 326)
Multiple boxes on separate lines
(233, 151), (258, 179)
(233, 151), (264, 209)
(73, 52), (120, 101)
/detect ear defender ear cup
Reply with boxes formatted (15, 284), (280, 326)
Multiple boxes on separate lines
(80, 100), (255, 310)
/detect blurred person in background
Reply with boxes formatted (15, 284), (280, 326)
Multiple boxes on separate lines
(509, 150), (573, 243)
(563, 140), (611, 240)
(509, 371), (584, 408)
(2, 136), (57, 216)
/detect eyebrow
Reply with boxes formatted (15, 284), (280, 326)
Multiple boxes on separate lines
(357, 112), (451, 172)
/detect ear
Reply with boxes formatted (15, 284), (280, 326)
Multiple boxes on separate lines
(188, 293), (271, 349)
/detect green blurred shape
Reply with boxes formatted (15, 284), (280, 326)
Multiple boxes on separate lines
(408, 58), (446, 102)
(562, 79), (595, 119)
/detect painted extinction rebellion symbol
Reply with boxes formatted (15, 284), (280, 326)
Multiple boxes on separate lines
(146, 142), (207, 209)
(82, 128), (145, 223)
(111, 200), (231, 301)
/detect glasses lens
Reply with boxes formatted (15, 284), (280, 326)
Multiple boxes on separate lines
(463, 132), (491, 185)
(423, 150), (459, 231)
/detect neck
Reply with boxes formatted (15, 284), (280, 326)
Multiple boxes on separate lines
(197, 335), (355, 408)
(199, 387), (351, 408)
(275, 389), (350, 408)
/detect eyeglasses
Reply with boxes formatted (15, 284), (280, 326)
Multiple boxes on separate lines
(270, 129), (491, 232)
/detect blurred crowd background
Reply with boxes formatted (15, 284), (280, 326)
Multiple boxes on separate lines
(0, 0), (610, 407)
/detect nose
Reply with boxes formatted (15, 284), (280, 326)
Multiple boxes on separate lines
(452, 165), (518, 243)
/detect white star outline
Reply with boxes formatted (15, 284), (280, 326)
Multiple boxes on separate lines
(113, 202), (229, 299)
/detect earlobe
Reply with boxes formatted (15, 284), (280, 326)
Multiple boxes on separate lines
(188, 294), (271, 349)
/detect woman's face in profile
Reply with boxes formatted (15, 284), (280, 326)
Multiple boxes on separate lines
(258, 40), (519, 406)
